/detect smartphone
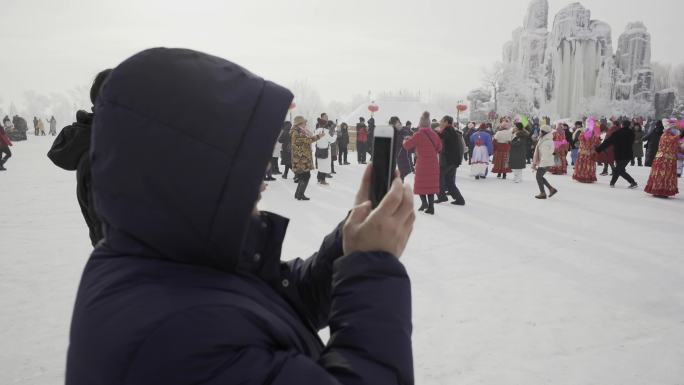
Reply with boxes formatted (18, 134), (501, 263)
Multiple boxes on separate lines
(370, 125), (397, 208)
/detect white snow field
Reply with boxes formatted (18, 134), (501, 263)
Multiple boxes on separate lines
(1, 136), (683, 385)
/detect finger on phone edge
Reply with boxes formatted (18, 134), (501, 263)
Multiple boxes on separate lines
(354, 165), (373, 205)
(373, 177), (403, 216)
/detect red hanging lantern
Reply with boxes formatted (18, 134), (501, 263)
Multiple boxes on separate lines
(368, 102), (379, 113)
(456, 104), (468, 113)
(289, 102), (296, 110)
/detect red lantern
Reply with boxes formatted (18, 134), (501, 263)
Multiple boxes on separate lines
(368, 102), (379, 113)
(456, 104), (468, 113)
(289, 102), (296, 110)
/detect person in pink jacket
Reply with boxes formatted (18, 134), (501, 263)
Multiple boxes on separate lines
(403, 111), (443, 215)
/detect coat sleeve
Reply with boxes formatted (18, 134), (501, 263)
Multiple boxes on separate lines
(281, 220), (345, 330)
(432, 131), (443, 153)
(485, 135), (493, 155)
(125, 252), (413, 385)
(596, 133), (615, 153)
(403, 134), (417, 151)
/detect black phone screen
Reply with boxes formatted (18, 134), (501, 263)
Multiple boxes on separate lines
(370, 134), (397, 208)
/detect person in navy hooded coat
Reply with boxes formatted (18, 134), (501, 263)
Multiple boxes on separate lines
(65, 48), (416, 385)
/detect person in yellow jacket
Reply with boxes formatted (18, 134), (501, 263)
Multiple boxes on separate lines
(291, 116), (324, 200)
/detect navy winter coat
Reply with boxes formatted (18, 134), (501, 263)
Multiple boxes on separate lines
(47, 110), (103, 246)
(66, 48), (413, 385)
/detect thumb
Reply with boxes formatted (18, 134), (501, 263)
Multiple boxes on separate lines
(347, 200), (372, 225)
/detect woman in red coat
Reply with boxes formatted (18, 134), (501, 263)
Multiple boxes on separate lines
(403, 111), (442, 215)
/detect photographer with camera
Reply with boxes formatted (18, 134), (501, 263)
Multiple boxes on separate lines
(65, 48), (416, 385)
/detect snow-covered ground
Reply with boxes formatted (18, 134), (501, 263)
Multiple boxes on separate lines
(1, 136), (683, 385)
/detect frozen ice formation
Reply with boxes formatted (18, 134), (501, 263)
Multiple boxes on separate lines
(500, 0), (654, 118)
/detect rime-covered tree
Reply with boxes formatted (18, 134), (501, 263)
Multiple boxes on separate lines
(481, 62), (504, 116)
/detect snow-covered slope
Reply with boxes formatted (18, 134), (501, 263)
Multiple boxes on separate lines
(1, 137), (683, 384)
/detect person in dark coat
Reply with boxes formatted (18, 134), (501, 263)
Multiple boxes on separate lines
(278, 121), (292, 179)
(356, 117), (368, 164)
(597, 123), (616, 175)
(48, 115), (58, 136)
(435, 115), (465, 205)
(563, 123), (574, 165)
(464, 122), (475, 163)
(631, 123), (644, 166)
(65, 48), (415, 385)
(404, 120), (417, 165)
(595, 119), (638, 188)
(367, 116), (375, 160)
(47, 69), (112, 246)
(391, 116), (414, 182)
(11, 115), (29, 141)
(509, 124), (529, 182)
(643, 120), (664, 167)
(337, 122), (350, 165)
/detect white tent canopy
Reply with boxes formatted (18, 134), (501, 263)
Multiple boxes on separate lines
(340, 96), (449, 128)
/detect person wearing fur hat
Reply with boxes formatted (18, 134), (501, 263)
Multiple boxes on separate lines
(403, 111), (443, 214)
(492, 120), (513, 179)
(532, 125), (558, 199)
(469, 123), (493, 179)
(291, 116), (324, 200)
(644, 120), (680, 197)
(356, 117), (368, 164)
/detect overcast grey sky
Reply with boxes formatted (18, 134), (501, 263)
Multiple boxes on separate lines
(1, 0), (682, 106)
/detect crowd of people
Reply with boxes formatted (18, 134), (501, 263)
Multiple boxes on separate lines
(266, 110), (467, 214)
(4, 47), (682, 385)
(0, 114), (59, 171)
(260, 112), (682, 209)
(459, 115), (683, 198)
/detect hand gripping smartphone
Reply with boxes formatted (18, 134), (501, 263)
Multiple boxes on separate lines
(370, 125), (397, 208)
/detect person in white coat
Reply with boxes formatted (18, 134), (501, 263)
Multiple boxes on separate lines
(315, 117), (337, 185)
(532, 125), (558, 199)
